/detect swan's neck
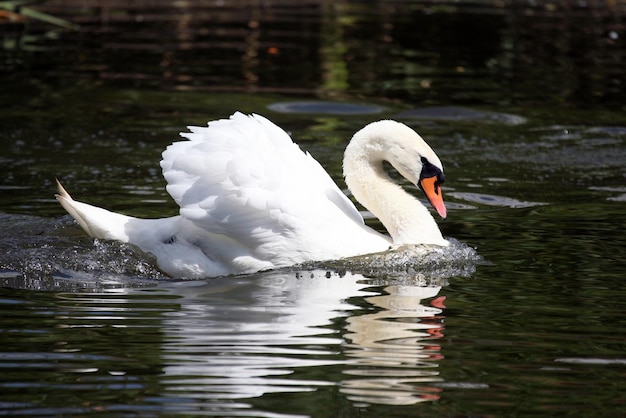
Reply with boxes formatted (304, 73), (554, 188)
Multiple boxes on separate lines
(343, 138), (447, 246)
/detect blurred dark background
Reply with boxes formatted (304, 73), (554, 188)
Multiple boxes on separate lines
(2, 0), (625, 110)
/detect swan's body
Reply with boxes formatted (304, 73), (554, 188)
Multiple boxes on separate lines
(56, 112), (448, 278)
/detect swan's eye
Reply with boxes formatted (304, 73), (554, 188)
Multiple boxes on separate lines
(418, 157), (444, 195)
(419, 157), (444, 180)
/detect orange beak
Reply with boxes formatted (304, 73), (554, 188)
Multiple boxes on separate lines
(419, 176), (447, 219)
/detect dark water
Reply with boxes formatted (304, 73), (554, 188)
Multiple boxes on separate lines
(1, 1), (626, 417)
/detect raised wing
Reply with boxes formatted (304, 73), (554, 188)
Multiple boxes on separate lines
(160, 112), (365, 257)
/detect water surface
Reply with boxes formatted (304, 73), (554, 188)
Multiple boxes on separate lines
(1, 1), (626, 417)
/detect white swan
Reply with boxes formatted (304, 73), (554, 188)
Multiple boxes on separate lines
(56, 112), (448, 278)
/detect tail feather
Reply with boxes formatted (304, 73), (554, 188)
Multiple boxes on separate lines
(55, 179), (132, 242)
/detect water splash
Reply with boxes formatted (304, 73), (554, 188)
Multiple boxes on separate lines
(1, 212), (479, 291)
(304, 238), (481, 282)
(0, 213), (165, 291)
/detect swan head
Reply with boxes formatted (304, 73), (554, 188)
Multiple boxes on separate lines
(415, 156), (447, 219)
(346, 120), (447, 219)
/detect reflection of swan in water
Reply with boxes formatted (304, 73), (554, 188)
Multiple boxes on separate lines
(156, 269), (446, 409)
(342, 285), (445, 405)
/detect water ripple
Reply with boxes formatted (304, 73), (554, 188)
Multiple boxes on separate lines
(448, 192), (547, 208)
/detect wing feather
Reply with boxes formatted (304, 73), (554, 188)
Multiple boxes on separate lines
(160, 112), (365, 255)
